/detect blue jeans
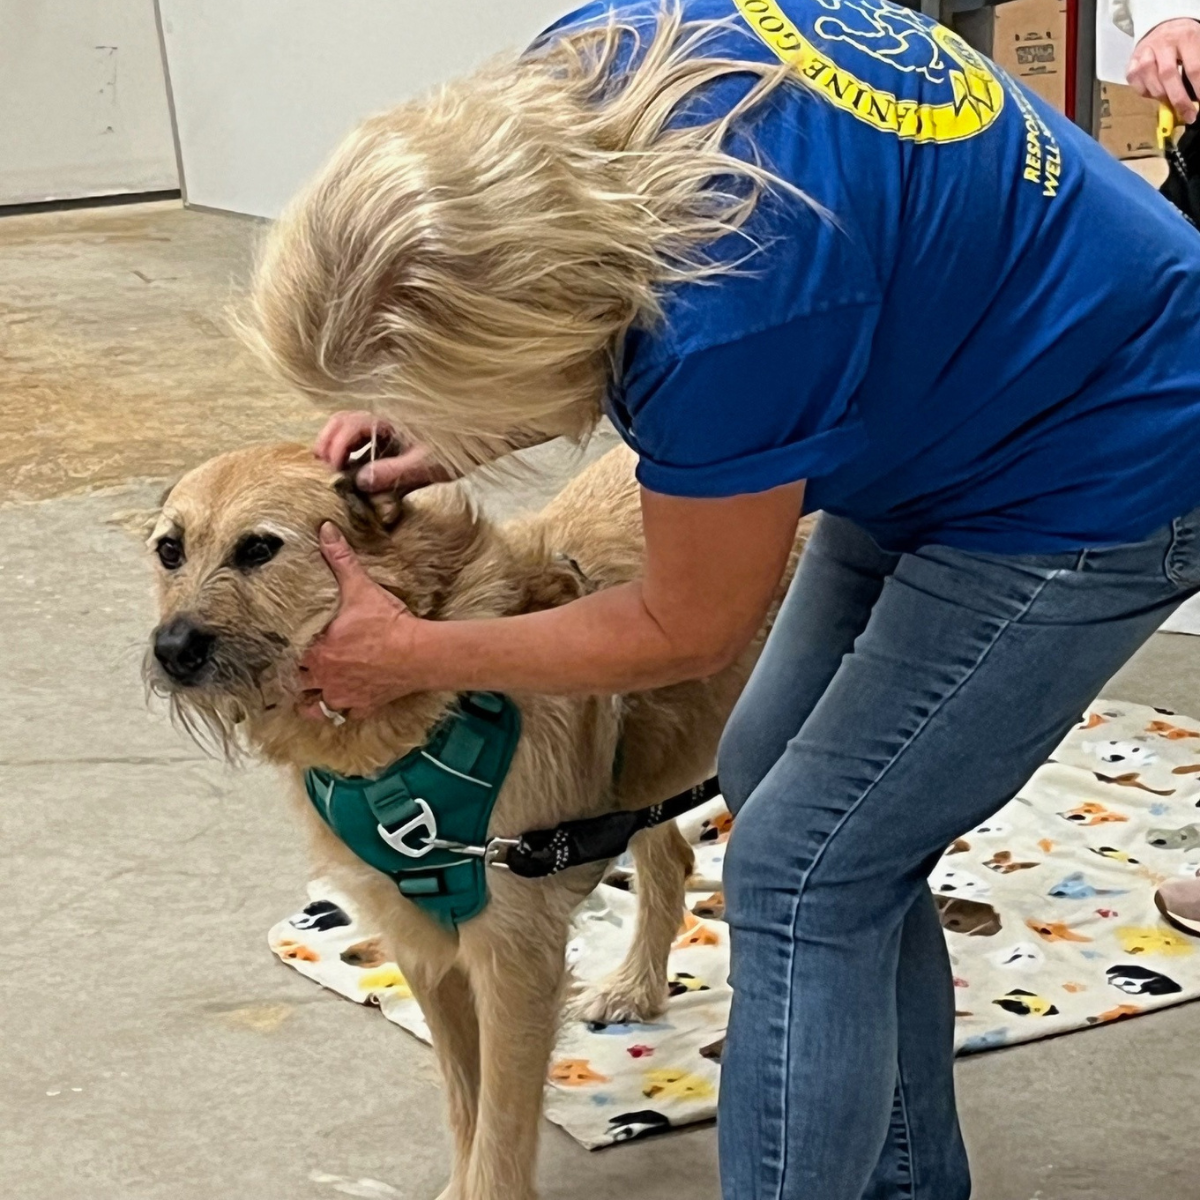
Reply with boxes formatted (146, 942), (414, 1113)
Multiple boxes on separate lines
(716, 511), (1200, 1200)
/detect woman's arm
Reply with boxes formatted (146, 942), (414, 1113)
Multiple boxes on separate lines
(301, 480), (805, 714)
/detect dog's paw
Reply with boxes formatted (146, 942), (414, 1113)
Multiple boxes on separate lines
(567, 972), (668, 1026)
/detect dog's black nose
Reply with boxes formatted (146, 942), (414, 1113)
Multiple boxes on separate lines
(153, 616), (216, 684)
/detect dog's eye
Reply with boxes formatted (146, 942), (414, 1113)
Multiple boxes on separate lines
(234, 533), (283, 571)
(156, 537), (184, 570)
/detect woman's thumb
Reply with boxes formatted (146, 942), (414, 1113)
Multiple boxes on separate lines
(319, 523), (368, 589)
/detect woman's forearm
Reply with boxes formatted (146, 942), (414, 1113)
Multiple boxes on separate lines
(407, 580), (734, 696)
(300, 483), (803, 715)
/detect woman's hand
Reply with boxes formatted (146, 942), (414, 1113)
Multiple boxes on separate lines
(299, 523), (432, 718)
(314, 410), (455, 494)
(1127, 19), (1200, 124)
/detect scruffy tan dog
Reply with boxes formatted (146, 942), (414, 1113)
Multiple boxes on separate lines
(146, 442), (804, 1200)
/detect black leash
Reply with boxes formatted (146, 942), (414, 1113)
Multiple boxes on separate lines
(486, 777), (722, 879)
(1161, 120), (1200, 229)
(1159, 75), (1200, 229)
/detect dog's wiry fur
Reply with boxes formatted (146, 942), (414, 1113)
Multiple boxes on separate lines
(147, 443), (805, 1200)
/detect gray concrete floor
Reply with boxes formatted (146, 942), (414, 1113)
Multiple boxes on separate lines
(3, 203), (1199, 1200)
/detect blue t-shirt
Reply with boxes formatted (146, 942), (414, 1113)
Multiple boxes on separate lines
(540, 0), (1200, 553)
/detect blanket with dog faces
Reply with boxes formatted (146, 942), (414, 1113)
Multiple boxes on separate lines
(270, 699), (1200, 1149)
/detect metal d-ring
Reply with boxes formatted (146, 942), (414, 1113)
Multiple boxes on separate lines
(376, 798), (438, 857)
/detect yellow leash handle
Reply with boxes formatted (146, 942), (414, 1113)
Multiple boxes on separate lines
(1159, 102), (1179, 150)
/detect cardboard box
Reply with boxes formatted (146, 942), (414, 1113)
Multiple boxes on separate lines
(1100, 81), (1158, 119)
(1098, 82), (1162, 159)
(992, 0), (1068, 113)
(1099, 115), (1160, 158)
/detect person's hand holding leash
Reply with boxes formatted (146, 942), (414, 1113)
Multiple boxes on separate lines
(299, 522), (427, 718)
(1127, 18), (1200, 123)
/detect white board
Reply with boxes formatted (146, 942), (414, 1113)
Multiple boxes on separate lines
(0, 0), (177, 206)
(1096, 0), (1136, 84)
(157, 1), (571, 219)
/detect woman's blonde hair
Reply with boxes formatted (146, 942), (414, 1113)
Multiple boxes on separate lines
(242, 5), (801, 474)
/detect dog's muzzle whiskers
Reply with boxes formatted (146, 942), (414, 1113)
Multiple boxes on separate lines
(143, 626), (294, 761)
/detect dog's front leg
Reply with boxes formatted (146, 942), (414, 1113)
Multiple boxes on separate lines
(407, 965), (480, 1200)
(457, 894), (569, 1200)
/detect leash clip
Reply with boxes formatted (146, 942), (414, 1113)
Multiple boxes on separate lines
(428, 836), (520, 870)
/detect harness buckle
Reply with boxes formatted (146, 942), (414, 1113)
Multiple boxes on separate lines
(428, 836), (519, 870)
(376, 797), (439, 857)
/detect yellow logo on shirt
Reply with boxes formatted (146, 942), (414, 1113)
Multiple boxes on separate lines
(734, 0), (1004, 143)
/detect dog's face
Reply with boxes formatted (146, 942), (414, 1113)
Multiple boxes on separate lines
(144, 443), (409, 747)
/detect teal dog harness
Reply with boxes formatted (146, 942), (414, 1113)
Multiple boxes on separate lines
(304, 693), (521, 929)
(305, 689), (723, 931)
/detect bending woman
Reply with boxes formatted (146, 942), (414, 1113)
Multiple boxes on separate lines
(244, 3), (1200, 1197)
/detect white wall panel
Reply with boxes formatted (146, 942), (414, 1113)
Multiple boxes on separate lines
(0, 0), (177, 205)
(157, 1), (570, 218)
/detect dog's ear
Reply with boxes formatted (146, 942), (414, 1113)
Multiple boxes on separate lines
(332, 474), (404, 537)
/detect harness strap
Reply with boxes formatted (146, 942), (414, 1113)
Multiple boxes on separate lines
(305, 691), (520, 928)
(364, 704), (492, 851)
(499, 777), (722, 879)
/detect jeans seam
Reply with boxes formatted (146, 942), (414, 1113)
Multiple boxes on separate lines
(768, 565), (1067, 1200)
(895, 1074), (917, 1200)
(1165, 517), (1188, 586)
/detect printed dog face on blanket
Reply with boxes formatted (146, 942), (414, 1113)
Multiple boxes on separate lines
(1146, 824), (1200, 851)
(1145, 719), (1200, 740)
(935, 896), (1003, 936)
(667, 971), (712, 997)
(1047, 871), (1127, 900)
(983, 850), (1039, 874)
(929, 865), (991, 899)
(698, 811), (734, 843)
(1057, 801), (1129, 826)
(606, 1110), (672, 1142)
(358, 966), (412, 997)
(691, 890), (726, 920)
(1106, 964), (1183, 995)
(1025, 918), (1092, 943)
(989, 942), (1044, 970)
(673, 911), (720, 949)
(1115, 926), (1195, 957)
(993, 988), (1059, 1017)
(549, 1059), (610, 1087)
(1081, 738), (1159, 767)
(290, 898), (352, 932)
(642, 1067), (715, 1101)
(1087, 1003), (1141, 1024)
